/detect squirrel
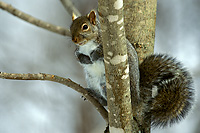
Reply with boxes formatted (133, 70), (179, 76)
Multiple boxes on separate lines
(70, 10), (194, 128)
(70, 11), (108, 105)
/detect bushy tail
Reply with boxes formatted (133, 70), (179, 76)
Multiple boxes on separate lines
(139, 54), (194, 128)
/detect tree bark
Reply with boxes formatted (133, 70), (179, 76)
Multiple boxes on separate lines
(98, 0), (134, 132)
(124, 0), (157, 132)
(124, 0), (157, 63)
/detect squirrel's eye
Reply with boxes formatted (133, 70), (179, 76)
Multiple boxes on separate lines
(82, 24), (89, 31)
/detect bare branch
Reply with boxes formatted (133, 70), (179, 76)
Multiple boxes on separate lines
(60, 0), (81, 17)
(0, 1), (71, 37)
(0, 72), (108, 122)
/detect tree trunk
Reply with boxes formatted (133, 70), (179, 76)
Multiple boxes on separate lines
(124, 0), (157, 132)
(124, 0), (157, 63)
(98, 0), (157, 132)
(98, 0), (134, 132)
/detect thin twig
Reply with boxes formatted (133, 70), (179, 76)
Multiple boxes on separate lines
(0, 1), (71, 37)
(60, 0), (81, 16)
(0, 72), (108, 122)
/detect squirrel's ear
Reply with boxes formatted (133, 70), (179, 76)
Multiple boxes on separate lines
(72, 12), (78, 21)
(87, 10), (96, 25)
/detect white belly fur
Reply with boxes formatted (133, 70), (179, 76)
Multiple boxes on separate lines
(78, 40), (106, 98)
(79, 40), (98, 56)
(83, 60), (105, 94)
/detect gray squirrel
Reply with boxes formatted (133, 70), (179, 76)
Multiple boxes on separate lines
(70, 10), (194, 128)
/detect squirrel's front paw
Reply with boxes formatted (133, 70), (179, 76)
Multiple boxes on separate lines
(90, 48), (103, 61)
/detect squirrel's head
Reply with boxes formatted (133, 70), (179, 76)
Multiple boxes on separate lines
(70, 10), (98, 46)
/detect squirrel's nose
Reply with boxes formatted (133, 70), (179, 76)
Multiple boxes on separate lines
(72, 36), (78, 43)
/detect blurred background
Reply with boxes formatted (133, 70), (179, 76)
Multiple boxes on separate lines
(0, 0), (199, 133)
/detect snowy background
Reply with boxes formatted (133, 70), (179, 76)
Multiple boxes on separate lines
(0, 0), (200, 133)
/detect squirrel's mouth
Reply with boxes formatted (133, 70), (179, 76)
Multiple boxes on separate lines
(77, 40), (87, 46)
